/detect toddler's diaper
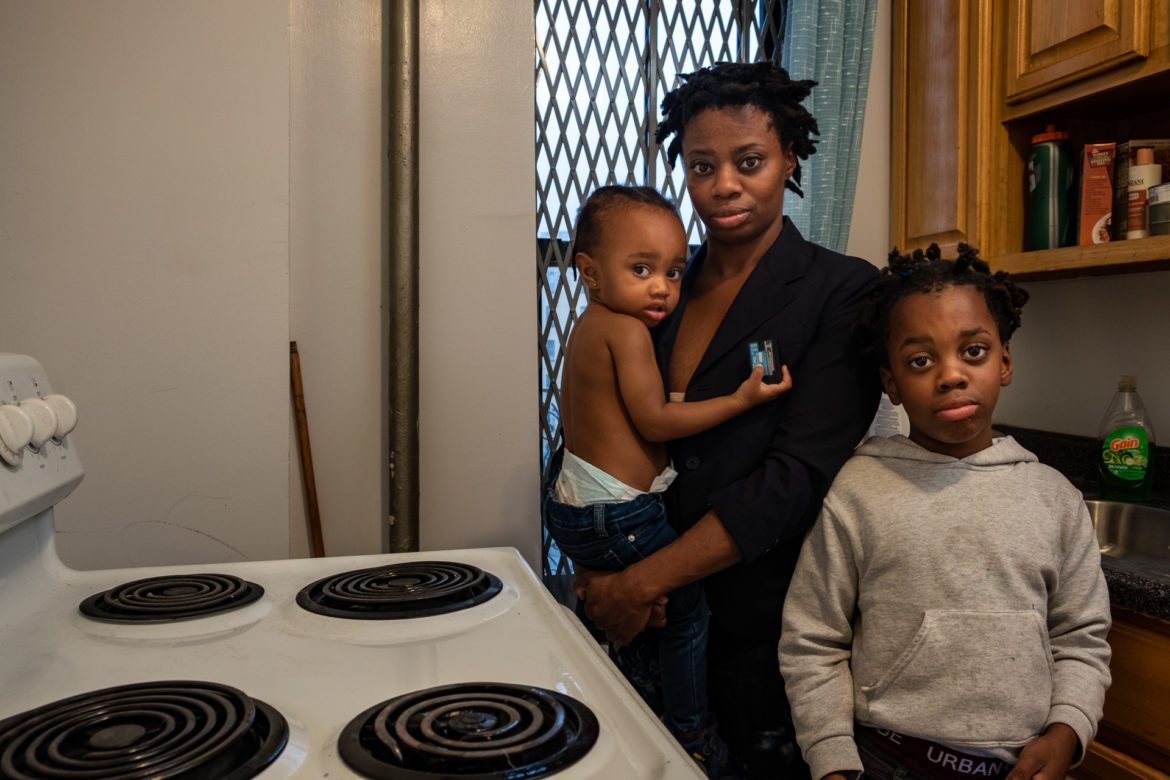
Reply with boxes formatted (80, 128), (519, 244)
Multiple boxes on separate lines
(554, 450), (677, 507)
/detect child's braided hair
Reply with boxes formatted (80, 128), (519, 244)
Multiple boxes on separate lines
(654, 61), (819, 197)
(855, 243), (1030, 367)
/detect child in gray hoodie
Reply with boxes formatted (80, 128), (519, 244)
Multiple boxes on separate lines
(779, 244), (1111, 780)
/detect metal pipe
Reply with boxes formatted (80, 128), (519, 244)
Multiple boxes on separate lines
(386, 0), (419, 553)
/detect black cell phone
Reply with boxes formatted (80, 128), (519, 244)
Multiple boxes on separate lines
(747, 339), (781, 384)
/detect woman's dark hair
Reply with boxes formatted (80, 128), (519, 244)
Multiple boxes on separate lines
(569, 185), (681, 268)
(855, 243), (1030, 367)
(654, 61), (819, 197)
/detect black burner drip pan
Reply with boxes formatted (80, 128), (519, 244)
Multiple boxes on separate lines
(79, 573), (264, 623)
(339, 682), (599, 778)
(0, 680), (288, 780)
(296, 561), (502, 619)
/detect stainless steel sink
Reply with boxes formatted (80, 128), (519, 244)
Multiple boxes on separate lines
(1086, 500), (1170, 573)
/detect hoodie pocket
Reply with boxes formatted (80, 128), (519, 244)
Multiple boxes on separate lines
(859, 610), (1053, 746)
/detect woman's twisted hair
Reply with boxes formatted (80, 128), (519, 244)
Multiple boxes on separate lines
(654, 61), (819, 196)
(854, 243), (1030, 366)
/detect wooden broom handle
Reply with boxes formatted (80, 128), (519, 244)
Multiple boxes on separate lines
(290, 342), (325, 557)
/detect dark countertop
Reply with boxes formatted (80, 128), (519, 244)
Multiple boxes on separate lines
(993, 424), (1170, 625)
(1101, 558), (1170, 623)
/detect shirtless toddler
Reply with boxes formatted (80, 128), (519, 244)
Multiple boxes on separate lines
(542, 184), (789, 776)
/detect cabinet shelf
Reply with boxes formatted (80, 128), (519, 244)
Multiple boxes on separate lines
(892, 0), (1170, 281)
(993, 236), (1170, 280)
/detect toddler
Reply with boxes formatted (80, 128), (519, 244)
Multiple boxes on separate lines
(543, 184), (790, 777)
(779, 244), (1111, 780)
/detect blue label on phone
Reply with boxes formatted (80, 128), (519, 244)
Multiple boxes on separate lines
(748, 339), (777, 381)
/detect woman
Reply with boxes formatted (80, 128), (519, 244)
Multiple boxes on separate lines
(575, 62), (880, 779)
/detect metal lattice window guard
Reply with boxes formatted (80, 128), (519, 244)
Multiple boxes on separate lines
(536, 0), (787, 585)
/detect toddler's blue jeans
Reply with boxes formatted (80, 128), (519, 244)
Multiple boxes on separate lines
(542, 453), (709, 735)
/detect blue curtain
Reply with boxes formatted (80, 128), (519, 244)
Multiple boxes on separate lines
(781, 0), (879, 254)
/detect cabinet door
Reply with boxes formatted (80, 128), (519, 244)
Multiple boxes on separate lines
(1074, 610), (1170, 779)
(891, 0), (999, 257)
(1005, 0), (1150, 104)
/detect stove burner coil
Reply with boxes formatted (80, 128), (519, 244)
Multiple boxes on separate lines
(296, 561), (502, 619)
(338, 682), (599, 779)
(0, 680), (288, 780)
(79, 574), (264, 622)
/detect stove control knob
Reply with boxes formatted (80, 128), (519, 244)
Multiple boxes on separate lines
(42, 394), (78, 440)
(19, 398), (57, 450)
(0, 405), (34, 466)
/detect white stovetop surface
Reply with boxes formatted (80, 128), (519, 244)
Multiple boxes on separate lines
(0, 512), (702, 778)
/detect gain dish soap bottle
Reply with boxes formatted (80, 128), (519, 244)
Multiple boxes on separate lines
(1097, 375), (1157, 502)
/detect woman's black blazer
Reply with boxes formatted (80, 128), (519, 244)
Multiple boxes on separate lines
(654, 217), (881, 640)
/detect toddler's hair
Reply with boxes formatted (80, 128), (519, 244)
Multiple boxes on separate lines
(855, 243), (1030, 366)
(569, 185), (681, 268)
(654, 61), (819, 197)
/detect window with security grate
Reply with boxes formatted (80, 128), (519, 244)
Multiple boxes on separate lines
(535, 0), (787, 587)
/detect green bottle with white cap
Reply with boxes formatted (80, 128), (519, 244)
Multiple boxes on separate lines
(1097, 375), (1156, 502)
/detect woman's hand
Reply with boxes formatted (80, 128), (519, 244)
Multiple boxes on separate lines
(573, 512), (741, 645)
(573, 565), (666, 645)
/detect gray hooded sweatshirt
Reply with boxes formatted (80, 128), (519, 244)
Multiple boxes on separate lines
(780, 435), (1111, 780)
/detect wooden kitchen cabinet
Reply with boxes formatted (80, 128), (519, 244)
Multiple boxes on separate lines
(1074, 607), (1170, 780)
(890, 1), (994, 260)
(1004, 0), (1150, 107)
(891, 0), (1170, 279)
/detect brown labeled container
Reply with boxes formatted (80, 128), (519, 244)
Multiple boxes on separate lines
(1079, 143), (1116, 245)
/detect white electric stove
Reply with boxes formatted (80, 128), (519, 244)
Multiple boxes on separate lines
(0, 353), (702, 779)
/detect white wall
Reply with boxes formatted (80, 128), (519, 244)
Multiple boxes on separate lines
(288, 0), (386, 558)
(1, 0), (292, 568)
(994, 271), (1170, 439)
(417, 1), (541, 567)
